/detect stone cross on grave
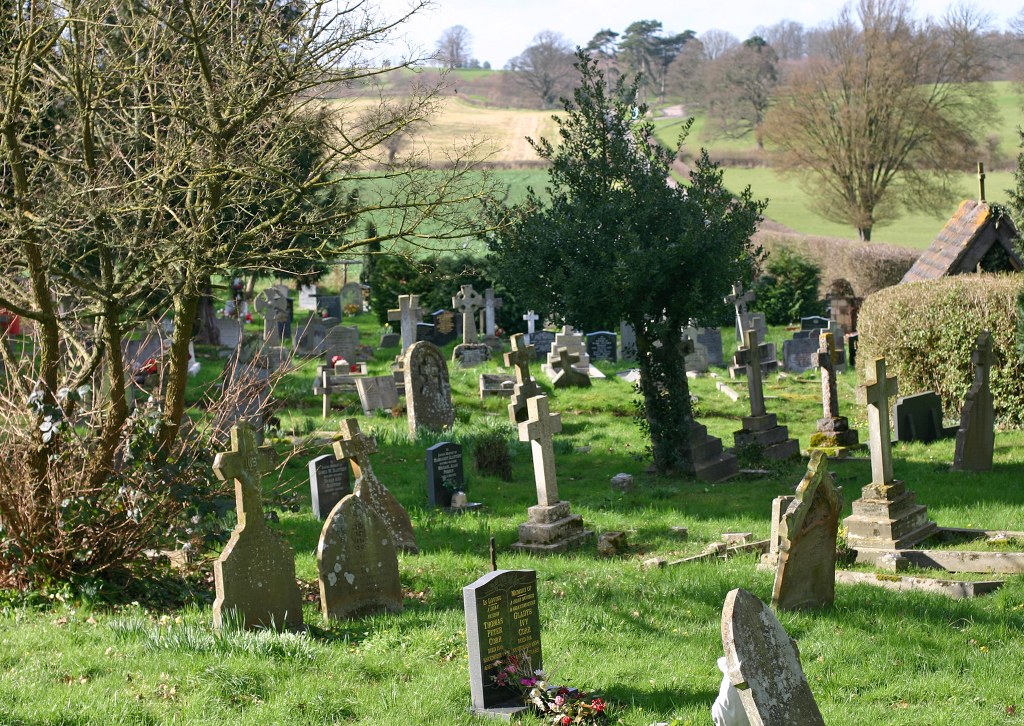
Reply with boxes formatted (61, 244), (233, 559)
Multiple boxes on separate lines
(724, 282), (755, 344)
(517, 396), (562, 507)
(523, 310), (539, 343)
(453, 284), (483, 344)
(387, 294), (422, 354)
(483, 288), (504, 337)
(213, 420), (277, 528)
(859, 357), (899, 486)
(737, 328), (766, 417)
(972, 330), (996, 388)
(333, 418), (378, 488)
(504, 333), (536, 386)
(817, 332), (843, 419)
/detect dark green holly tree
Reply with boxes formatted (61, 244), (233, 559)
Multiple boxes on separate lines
(487, 52), (765, 474)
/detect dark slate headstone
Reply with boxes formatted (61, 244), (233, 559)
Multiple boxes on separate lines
(308, 454), (352, 520)
(316, 294), (342, 320)
(530, 330), (556, 360)
(464, 569), (542, 717)
(586, 331), (617, 363)
(894, 391), (957, 443)
(782, 336), (821, 373)
(431, 309), (458, 347)
(694, 327), (724, 367)
(619, 321), (637, 361)
(379, 332), (400, 348)
(415, 322), (436, 343)
(846, 332), (859, 367)
(801, 315), (830, 331)
(426, 442), (464, 508)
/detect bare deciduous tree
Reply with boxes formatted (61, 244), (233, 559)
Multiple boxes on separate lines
(435, 24), (473, 68)
(507, 31), (577, 108)
(764, 0), (993, 241)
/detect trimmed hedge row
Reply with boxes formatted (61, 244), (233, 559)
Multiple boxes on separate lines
(754, 229), (920, 298)
(858, 274), (1024, 426)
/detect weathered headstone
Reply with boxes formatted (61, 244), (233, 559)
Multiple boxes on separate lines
(316, 490), (402, 620)
(316, 293), (342, 320)
(721, 588), (826, 725)
(953, 331), (996, 472)
(772, 451), (842, 611)
(379, 332), (400, 348)
(479, 373), (515, 398)
(530, 330), (556, 360)
(426, 442), (464, 508)
(693, 327), (724, 367)
(844, 358), (936, 552)
(505, 333), (542, 423)
(808, 332), (861, 456)
(354, 375), (400, 415)
(294, 314), (328, 356)
(724, 282), (756, 345)
(212, 421), (303, 631)
(586, 331), (617, 363)
(322, 325), (360, 364)
(387, 294), (423, 355)
(894, 391), (957, 443)
(550, 348), (592, 389)
(255, 285), (290, 344)
(619, 321), (637, 361)
(511, 396), (593, 553)
(733, 329), (800, 460)
(404, 340), (455, 434)
(338, 282), (363, 311)
(681, 332), (710, 373)
(333, 419), (418, 553)
(215, 317), (243, 349)
(454, 343), (491, 368)
(782, 335), (821, 373)
(309, 453), (352, 520)
(464, 569), (541, 717)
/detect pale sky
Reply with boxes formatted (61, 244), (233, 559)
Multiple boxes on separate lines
(367, 0), (1022, 68)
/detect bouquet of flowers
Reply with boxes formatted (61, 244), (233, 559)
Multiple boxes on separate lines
(491, 653), (611, 725)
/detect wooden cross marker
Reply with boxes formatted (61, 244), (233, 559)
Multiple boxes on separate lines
(332, 418), (379, 488)
(213, 420), (277, 529)
(817, 332), (843, 420)
(859, 357), (899, 486)
(739, 328), (766, 417)
(724, 282), (756, 344)
(504, 333), (536, 385)
(518, 395), (563, 507)
(387, 294), (422, 353)
(452, 284), (483, 343)
(483, 288), (504, 337)
(523, 310), (539, 343)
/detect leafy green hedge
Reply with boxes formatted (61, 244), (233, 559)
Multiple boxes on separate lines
(754, 229), (919, 297)
(858, 274), (1024, 426)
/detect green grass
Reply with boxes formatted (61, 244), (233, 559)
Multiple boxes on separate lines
(3, 316), (1024, 724)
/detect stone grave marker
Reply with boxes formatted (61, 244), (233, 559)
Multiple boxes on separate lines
(894, 391), (957, 443)
(504, 333), (542, 423)
(338, 282), (363, 311)
(586, 331), (617, 363)
(316, 293), (342, 320)
(550, 348), (592, 389)
(721, 588), (826, 725)
(333, 418), (418, 553)
(215, 317), (243, 349)
(954, 330), (996, 472)
(748, 312), (769, 340)
(316, 488), (402, 620)
(522, 310), (539, 344)
(403, 340), (455, 434)
(212, 421), (303, 630)
(530, 330), (556, 360)
(483, 287), (504, 337)
(453, 284), (483, 344)
(724, 282), (755, 345)
(681, 333), (710, 373)
(294, 313), (327, 357)
(846, 331), (859, 367)
(315, 360), (368, 418)
(733, 329), (800, 460)
(387, 294), (423, 355)
(808, 332), (860, 456)
(354, 375), (400, 415)
(430, 309), (458, 346)
(479, 373), (515, 398)
(426, 442), (464, 508)
(379, 332), (400, 348)
(546, 326), (590, 370)
(619, 321), (637, 361)
(322, 325), (360, 364)
(299, 284), (318, 311)
(844, 358), (936, 551)
(693, 327), (724, 367)
(464, 569), (541, 717)
(309, 453), (351, 520)
(782, 335), (822, 373)
(511, 396), (593, 553)
(255, 285), (290, 343)
(415, 322), (435, 343)
(772, 451), (842, 611)
(454, 344), (491, 368)
(801, 315), (830, 331)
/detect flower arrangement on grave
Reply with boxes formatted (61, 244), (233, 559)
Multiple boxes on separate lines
(343, 303), (361, 316)
(491, 653), (611, 725)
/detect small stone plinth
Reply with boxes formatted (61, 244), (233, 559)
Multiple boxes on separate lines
(511, 501), (594, 554)
(682, 422), (739, 482)
(733, 413), (800, 460)
(808, 416), (862, 457)
(843, 480), (937, 552)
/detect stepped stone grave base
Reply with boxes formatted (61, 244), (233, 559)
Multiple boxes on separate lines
(844, 480), (937, 552)
(680, 422), (738, 482)
(807, 415), (864, 457)
(510, 501), (594, 554)
(733, 413), (800, 460)
(835, 570), (1003, 599)
(853, 526), (1024, 574)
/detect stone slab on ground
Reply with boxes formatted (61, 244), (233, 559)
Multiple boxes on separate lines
(835, 570), (1003, 599)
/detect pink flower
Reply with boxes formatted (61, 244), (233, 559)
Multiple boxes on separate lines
(520, 677), (536, 687)
(554, 695), (566, 707)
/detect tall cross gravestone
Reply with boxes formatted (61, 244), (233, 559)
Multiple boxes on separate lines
(212, 420), (303, 630)
(387, 294), (423, 355)
(522, 310), (539, 344)
(954, 330), (996, 472)
(732, 329), (800, 460)
(843, 358), (936, 554)
(724, 282), (755, 344)
(808, 331), (861, 456)
(504, 333), (541, 423)
(453, 284), (483, 344)
(483, 288), (504, 337)
(511, 396), (593, 553)
(333, 419), (419, 553)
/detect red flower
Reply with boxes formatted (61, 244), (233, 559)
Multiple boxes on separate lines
(560, 717), (571, 726)
(591, 698), (606, 713)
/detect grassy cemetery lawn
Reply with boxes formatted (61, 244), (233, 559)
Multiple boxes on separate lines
(2, 316), (1024, 725)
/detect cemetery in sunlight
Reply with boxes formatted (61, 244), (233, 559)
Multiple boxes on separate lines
(5, 2), (1024, 725)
